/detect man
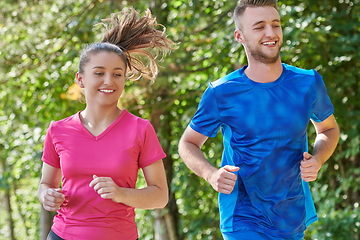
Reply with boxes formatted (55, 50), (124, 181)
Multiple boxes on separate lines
(178, 0), (340, 239)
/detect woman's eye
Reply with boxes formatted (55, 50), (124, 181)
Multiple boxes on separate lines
(114, 73), (122, 77)
(95, 72), (104, 76)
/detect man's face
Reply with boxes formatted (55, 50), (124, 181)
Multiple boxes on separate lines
(234, 6), (283, 64)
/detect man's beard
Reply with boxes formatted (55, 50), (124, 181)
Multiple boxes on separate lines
(245, 39), (281, 64)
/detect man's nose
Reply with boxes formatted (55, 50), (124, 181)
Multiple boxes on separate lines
(264, 25), (276, 38)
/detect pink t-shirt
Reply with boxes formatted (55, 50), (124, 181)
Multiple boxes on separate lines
(42, 110), (166, 240)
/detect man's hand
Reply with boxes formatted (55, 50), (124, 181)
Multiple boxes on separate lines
(300, 152), (322, 182)
(207, 165), (239, 194)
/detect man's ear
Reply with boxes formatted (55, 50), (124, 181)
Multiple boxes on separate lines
(234, 29), (244, 44)
(76, 72), (85, 88)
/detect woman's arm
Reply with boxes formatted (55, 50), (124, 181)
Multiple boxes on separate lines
(38, 163), (65, 211)
(89, 159), (168, 209)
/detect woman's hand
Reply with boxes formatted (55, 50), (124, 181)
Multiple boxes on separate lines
(88, 160), (168, 209)
(42, 188), (65, 211)
(89, 175), (123, 203)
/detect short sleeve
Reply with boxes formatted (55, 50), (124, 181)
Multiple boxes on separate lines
(42, 123), (61, 168)
(190, 84), (222, 137)
(310, 70), (334, 122)
(138, 122), (166, 168)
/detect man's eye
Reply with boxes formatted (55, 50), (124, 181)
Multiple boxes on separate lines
(255, 27), (264, 30)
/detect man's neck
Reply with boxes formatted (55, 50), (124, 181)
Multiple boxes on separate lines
(244, 59), (283, 83)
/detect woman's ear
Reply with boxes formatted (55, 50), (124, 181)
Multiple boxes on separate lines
(76, 72), (85, 88)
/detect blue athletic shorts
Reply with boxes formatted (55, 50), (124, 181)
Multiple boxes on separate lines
(222, 230), (304, 240)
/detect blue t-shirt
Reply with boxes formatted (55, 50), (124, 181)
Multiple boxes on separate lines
(189, 63), (334, 238)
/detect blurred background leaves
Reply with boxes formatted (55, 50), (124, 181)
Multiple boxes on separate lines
(0, 0), (359, 239)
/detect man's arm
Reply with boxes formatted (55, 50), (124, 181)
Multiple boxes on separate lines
(178, 126), (239, 194)
(301, 114), (340, 182)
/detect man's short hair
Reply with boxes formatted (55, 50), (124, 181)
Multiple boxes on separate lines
(234, 0), (279, 30)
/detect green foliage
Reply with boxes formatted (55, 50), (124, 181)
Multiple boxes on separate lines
(279, 1), (360, 239)
(0, 0), (359, 239)
(0, 0), (114, 238)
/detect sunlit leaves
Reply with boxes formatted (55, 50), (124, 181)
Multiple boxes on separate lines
(0, 0), (359, 239)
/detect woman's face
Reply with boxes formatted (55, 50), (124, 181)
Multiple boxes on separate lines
(76, 51), (127, 108)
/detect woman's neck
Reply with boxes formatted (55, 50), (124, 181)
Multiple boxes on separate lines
(80, 107), (122, 136)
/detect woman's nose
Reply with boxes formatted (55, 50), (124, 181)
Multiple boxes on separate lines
(103, 73), (113, 85)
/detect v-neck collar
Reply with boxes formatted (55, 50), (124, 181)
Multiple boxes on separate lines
(76, 110), (128, 141)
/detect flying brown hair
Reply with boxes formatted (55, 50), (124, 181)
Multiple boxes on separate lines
(100, 8), (176, 81)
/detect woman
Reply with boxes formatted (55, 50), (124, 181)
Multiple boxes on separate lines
(38, 8), (175, 240)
